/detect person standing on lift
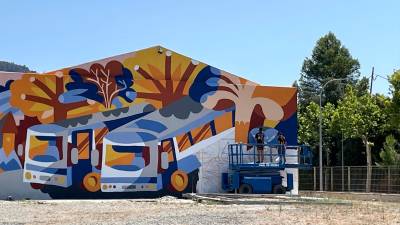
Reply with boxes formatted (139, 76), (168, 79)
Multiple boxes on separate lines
(277, 132), (287, 164)
(255, 128), (265, 163)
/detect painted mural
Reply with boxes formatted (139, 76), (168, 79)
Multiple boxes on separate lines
(0, 46), (297, 199)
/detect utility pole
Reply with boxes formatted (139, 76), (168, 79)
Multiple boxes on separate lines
(370, 67), (374, 94)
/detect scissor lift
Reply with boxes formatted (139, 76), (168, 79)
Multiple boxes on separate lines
(222, 143), (312, 194)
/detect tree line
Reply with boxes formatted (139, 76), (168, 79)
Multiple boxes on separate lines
(297, 32), (400, 171)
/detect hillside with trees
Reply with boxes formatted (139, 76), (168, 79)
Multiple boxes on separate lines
(0, 61), (32, 72)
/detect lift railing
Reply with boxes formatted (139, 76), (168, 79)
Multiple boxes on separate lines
(228, 143), (313, 170)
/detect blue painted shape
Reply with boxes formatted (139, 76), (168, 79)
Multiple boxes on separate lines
(33, 155), (58, 162)
(189, 66), (221, 103)
(113, 145), (145, 153)
(128, 119), (167, 133)
(112, 97), (123, 109)
(287, 173), (293, 191)
(248, 127), (279, 144)
(275, 112), (298, 145)
(29, 124), (66, 133)
(25, 163), (68, 175)
(177, 155), (201, 174)
(106, 131), (157, 144)
(103, 111), (152, 131)
(58, 89), (88, 103)
(101, 176), (157, 184)
(0, 159), (21, 171)
(111, 165), (142, 171)
(160, 110), (226, 141)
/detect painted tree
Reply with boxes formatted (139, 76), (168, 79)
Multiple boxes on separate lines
(133, 50), (200, 108)
(66, 61), (136, 109)
(332, 86), (385, 192)
(189, 66), (283, 142)
(10, 72), (93, 123)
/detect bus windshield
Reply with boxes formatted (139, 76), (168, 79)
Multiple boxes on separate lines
(29, 135), (63, 163)
(105, 145), (150, 171)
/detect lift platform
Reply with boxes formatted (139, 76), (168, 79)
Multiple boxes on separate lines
(222, 143), (312, 194)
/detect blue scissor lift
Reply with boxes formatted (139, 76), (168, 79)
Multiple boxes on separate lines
(222, 143), (312, 194)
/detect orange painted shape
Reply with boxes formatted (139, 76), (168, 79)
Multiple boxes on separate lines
(170, 170), (188, 192)
(214, 112), (234, 134)
(2, 133), (15, 156)
(83, 172), (101, 192)
(252, 86), (297, 106)
(77, 132), (90, 160)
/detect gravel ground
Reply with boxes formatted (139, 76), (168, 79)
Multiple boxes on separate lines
(0, 196), (399, 225)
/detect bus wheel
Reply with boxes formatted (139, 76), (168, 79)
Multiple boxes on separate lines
(83, 172), (101, 192)
(170, 170), (189, 192)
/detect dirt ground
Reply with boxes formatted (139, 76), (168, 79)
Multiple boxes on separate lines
(0, 196), (399, 225)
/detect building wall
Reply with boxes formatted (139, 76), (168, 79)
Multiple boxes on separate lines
(0, 46), (297, 199)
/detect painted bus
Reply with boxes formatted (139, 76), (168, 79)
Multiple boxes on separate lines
(23, 103), (155, 193)
(100, 96), (235, 194)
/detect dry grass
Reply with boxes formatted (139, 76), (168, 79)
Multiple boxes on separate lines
(0, 197), (399, 225)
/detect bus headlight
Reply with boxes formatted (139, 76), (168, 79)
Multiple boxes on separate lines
(57, 176), (65, 185)
(24, 172), (32, 180)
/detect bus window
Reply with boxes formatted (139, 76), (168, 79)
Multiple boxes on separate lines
(190, 123), (213, 144)
(29, 136), (63, 162)
(94, 127), (109, 145)
(176, 133), (192, 152)
(105, 145), (150, 171)
(76, 132), (90, 160)
(161, 139), (175, 162)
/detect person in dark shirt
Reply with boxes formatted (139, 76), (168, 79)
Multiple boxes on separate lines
(277, 132), (286, 164)
(255, 127), (265, 163)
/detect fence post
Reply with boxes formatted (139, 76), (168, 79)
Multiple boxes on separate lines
(313, 167), (317, 191)
(388, 166), (391, 193)
(330, 167), (334, 191)
(342, 166), (344, 192)
(347, 166), (351, 192)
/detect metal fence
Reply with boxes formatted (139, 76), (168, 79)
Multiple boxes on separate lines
(299, 166), (400, 193)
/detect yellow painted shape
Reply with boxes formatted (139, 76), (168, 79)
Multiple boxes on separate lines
(264, 119), (279, 128)
(105, 145), (135, 167)
(29, 102), (51, 112)
(28, 136), (49, 160)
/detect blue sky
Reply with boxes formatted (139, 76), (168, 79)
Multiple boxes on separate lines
(0, 0), (399, 94)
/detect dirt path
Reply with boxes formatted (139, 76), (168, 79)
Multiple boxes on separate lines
(0, 197), (399, 225)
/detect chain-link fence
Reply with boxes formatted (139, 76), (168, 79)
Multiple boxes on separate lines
(299, 166), (400, 193)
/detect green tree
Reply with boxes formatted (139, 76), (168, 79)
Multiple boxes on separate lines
(378, 135), (400, 166)
(298, 101), (336, 165)
(332, 86), (385, 192)
(299, 32), (360, 107)
(389, 70), (400, 131)
(0, 61), (32, 72)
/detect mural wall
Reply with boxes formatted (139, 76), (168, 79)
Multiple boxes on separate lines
(0, 46), (297, 199)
